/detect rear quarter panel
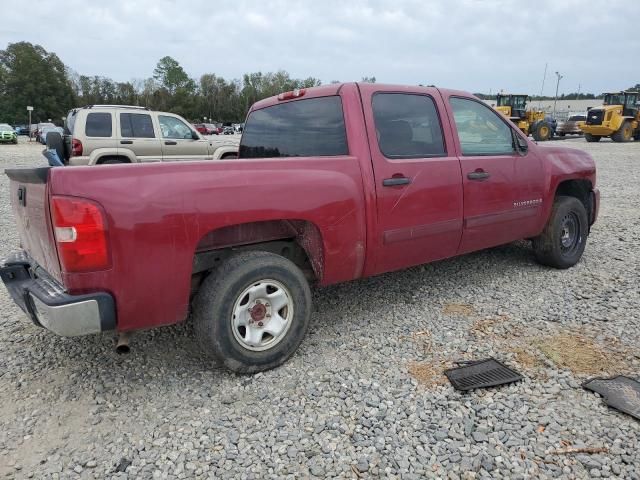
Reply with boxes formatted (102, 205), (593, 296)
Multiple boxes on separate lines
(48, 159), (367, 331)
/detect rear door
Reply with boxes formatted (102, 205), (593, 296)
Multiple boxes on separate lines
(118, 111), (162, 162)
(358, 85), (464, 275)
(445, 96), (545, 253)
(158, 114), (212, 161)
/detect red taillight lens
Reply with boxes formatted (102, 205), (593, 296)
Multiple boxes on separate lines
(277, 88), (306, 101)
(71, 138), (83, 157)
(51, 196), (110, 272)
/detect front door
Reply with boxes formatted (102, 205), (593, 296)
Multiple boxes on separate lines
(158, 114), (212, 161)
(445, 96), (545, 253)
(359, 87), (464, 275)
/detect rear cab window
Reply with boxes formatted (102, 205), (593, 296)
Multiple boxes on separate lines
(85, 112), (112, 137)
(239, 96), (348, 158)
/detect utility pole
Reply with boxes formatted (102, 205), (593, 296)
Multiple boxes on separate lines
(539, 63), (548, 108)
(553, 71), (563, 118)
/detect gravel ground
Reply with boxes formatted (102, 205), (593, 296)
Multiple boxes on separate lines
(0, 137), (639, 479)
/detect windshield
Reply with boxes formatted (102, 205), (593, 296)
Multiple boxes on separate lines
(604, 94), (625, 105)
(496, 96), (526, 109)
(568, 115), (586, 122)
(0, 124), (13, 131)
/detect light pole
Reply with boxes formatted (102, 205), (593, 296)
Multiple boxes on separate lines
(553, 71), (563, 118)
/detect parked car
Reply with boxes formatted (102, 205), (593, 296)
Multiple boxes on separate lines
(14, 125), (29, 135)
(1, 83), (599, 374)
(557, 114), (587, 136)
(0, 123), (18, 144)
(193, 123), (216, 135)
(34, 122), (56, 142)
(39, 126), (64, 145)
(204, 123), (219, 135)
(223, 126), (234, 135)
(47, 105), (238, 165)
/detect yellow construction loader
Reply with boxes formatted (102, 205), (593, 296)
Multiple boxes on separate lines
(579, 91), (640, 142)
(494, 94), (553, 141)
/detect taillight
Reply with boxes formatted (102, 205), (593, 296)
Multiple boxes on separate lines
(71, 138), (83, 157)
(277, 88), (306, 101)
(51, 196), (110, 272)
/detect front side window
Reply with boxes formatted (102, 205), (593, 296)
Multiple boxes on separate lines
(85, 112), (112, 137)
(372, 93), (445, 158)
(239, 96), (348, 158)
(121, 113), (155, 138)
(158, 115), (194, 139)
(450, 98), (514, 156)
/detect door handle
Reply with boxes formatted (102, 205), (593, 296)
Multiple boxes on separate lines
(164, 141), (177, 145)
(120, 140), (133, 144)
(467, 171), (490, 181)
(383, 177), (411, 187)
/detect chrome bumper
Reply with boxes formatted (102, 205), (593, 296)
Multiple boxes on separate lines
(0, 251), (116, 336)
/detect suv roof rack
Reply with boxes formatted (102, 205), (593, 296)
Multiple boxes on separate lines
(81, 105), (150, 111)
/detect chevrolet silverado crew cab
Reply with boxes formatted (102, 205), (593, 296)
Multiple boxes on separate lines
(1, 83), (599, 373)
(46, 105), (238, 165)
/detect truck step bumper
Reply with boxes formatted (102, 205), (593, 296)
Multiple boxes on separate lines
(0, 251), (116, 337)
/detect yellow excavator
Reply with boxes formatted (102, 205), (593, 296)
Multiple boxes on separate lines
(579, 91), (640, 142)
(494, 94), (553, 141)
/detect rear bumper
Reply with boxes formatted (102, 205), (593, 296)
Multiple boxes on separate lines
(0, 251), (116, 336)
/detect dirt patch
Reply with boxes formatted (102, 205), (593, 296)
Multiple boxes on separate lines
(534, 333), (622, 375)
(408, 360), (452, 388)
(442, 303), (475, 317)
(471, 314), (510, 338)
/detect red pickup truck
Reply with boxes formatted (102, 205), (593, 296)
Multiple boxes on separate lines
(1, 83), (599, 373)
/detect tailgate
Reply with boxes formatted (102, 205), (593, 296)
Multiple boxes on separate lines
(5, 167), (62, 282)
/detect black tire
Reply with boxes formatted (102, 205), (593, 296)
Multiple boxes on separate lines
(193, 251), (312, 373)
(98, 157), (129, 165)
(584, 133), (601, 142)
(611, 121), (633, 142)
(46, 132), (65, 162)
(533, 196), (588, 269)
(532, 121), (552, 141)
(558, 132), (566, 137)
(221, 152), (238, 159)
(634, 132), (640, 141)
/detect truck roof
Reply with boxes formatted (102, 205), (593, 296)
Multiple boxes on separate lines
(250, 83), (476, 112)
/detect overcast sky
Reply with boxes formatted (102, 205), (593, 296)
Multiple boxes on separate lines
(2, 0), (639, 95)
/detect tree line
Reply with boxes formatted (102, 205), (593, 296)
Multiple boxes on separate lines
(0, 42), (324, 125)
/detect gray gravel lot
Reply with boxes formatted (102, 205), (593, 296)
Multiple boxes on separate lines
(0, 137), (639, 479)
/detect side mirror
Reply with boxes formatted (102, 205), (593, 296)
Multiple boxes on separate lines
(190, 131), (199, 140)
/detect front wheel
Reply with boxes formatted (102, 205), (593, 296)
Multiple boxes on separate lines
(193, 251), (311, 373)
(533, 196), (588, 269)
(584, 133), (601, 142)
(532, 121), (552, 141)
(612, 121), (633, 142)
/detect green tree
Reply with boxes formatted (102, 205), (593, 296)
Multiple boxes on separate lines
(153, 56), (195, 95)
(0, 42), (75, 124)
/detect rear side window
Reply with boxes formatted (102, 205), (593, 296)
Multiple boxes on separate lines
(120, 113), (155, 138)
(85, 112), (112, 137)
(239, 96), (348, 158)
(569, 115), (586, 122)
(372, 93), (445, 158)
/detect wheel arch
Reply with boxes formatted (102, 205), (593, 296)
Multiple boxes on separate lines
(554, 178), (595, 224)
(192, 219), (325, 283)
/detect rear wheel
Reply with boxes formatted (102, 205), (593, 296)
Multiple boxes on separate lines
(584, 133), (601, 142)
(558, 132), (566, 137)
(611, 121), (633, 142)
(98, 157), (130, 165)
(193, 251), (312, 373)
(532, 121), (552, 141)
(533, 196), (588, 269)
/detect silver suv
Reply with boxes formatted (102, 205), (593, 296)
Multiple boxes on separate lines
(55, 105), (238, 165)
